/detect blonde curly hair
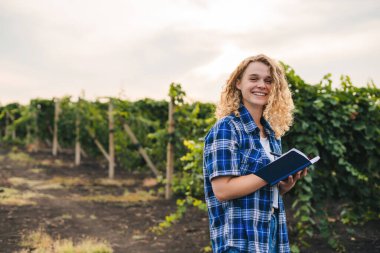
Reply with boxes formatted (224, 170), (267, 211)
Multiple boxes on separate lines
(216, 54), (294, 138)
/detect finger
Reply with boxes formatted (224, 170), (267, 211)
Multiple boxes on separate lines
(280, 176), (290, 184)
(288, 175), (293, 184)
(302, 169), (308, 177)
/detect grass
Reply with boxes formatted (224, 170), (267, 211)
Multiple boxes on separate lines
(60, 214), (73, 220)
(8, 177), (63, 190)
(30, 168), (44, 174)
(56, 213), (97, 220)
(18, 229), (113, 253)
(8, 177), (43, 187)
(94, 178), (137, 187)
(7, 175), (153, 194)
(39, 158), (65, 167)
(47, 177), (139, 188)
(49, 176), (90, 187)
(9, 176), (89, 190)
(6, 148), (35, 164)
(0, 187), (47, 206)
(35, 182), (63, 190)
(77, 190), (157, 203)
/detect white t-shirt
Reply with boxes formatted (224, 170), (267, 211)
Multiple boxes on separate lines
(260, 136), (279, 209)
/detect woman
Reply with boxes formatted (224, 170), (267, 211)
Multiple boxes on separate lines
(203, 54), (307, 253)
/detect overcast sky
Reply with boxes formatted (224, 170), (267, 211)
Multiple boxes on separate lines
(1, 0), (379, 105)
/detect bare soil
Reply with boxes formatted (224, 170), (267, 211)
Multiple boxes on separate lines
(0, 146), (378, 253)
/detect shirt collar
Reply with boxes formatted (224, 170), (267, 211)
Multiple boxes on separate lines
(238, 104), (275, 137)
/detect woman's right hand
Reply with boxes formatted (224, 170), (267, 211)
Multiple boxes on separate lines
(279, 168), (308, 195)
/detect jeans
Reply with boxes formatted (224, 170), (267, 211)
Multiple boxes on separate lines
(269, 212), (278, 253)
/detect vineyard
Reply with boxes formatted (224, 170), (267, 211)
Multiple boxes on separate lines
(1, 65), (379, 253)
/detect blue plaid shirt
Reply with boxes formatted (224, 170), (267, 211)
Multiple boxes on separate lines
(203, 105), (290, 253)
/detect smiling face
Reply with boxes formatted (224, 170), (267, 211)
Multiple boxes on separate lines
(236, 61), (273, 113)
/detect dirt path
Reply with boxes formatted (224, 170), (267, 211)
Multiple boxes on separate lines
(0, 147), (209, 253)
(1, 147), (379, 253)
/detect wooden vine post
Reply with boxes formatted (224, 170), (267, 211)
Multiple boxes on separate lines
(10, 113), (16, 140)
(122, 123), (160, 177)
(5, 110), (16, 140)
(85, 97), (115, 179)
(52, 98), (60, 156)
(26, 106), (35, 146)
(75, 97), (81, 166)
(108, 99), (115, 179)
(86, 126), (110, 162)
(165, 83), (185, 200)
(5, 111), (9, 139)
(25, 107), (32, 145)
(33, 106), (40, 151)
(165, 89), (175, 200)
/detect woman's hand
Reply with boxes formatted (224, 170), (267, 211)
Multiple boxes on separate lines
(279, 168), (308, 195)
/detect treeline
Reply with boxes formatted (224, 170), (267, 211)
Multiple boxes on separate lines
(1, 65), (379, 251)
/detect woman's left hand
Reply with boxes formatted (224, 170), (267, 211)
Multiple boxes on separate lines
(279, 168), (308, 195)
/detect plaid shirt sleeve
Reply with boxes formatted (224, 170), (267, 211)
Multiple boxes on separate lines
(204, 119), (241, 180)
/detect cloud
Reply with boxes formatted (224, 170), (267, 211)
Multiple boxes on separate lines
(0, 0), (379, 104)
